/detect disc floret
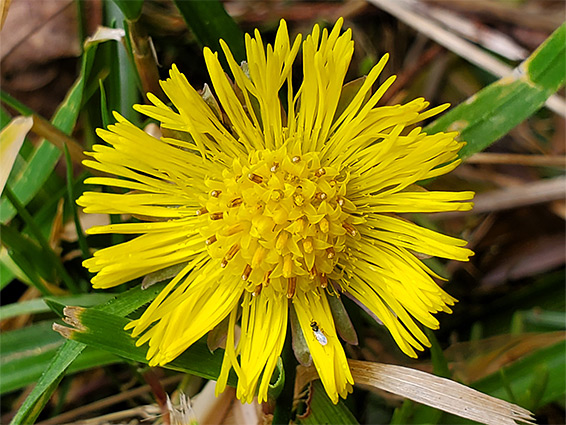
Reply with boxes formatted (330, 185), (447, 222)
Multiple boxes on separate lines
(201, 147), (360, 298)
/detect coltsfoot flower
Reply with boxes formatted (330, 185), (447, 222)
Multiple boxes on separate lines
(78, 18), (474, 404)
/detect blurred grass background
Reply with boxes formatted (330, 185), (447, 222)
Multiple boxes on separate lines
(0, 0), (564, 424)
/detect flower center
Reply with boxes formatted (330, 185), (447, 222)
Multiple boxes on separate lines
(200, 148), (358, 298)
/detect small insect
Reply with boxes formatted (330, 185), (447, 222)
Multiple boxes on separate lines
(310, 320), (328, 346)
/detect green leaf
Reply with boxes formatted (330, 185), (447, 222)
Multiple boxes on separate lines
(2, 187), (79, 293)
(63, 145), (90, 264)
(328, 294), (358, 345)
(425, 24), (566, 159)
(111, 0), (143, 21)
(99, 79), (112, 128)
(103, 4), (140, 124)
(10, 282), (166, 425)
(0, 248), (27, 290)
(427, 329), (451, 378)
(55, 306), (236, 384)
(268, 357), (285, 401)
(295, 381), (359, 425)
(94, 280), (167, 316)
(1, 105), (11, 127)
(173, 0), (245, 62)
(0, 223), (53, 295)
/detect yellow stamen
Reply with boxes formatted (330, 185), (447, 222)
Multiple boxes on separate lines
(242, 264), (252, 280)
(287, 277), (296, 298)
(248, 173), (264, 184)
(343, 222), (357, 236)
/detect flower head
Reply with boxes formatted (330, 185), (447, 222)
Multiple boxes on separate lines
(78, 18), (473, 404)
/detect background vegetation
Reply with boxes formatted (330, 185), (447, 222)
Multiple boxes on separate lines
(0, 0), (564, 424)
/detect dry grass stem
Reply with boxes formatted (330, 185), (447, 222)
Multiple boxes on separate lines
(470, 176), (566, 214)
(367, 0), (566, 117)
(467, 153), (566, 168)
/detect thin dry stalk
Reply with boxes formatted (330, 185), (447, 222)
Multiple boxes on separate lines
(367, 0), (566, 117)
(35, 375), (182, 425)
(467, 152), (566, 167)
(468, 176), (566, 214)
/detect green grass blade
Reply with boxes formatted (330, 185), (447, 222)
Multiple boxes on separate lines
(2, 187), (79, 293)
(1, 321), (61, 358)
(0, 74), (87, 222)
(0, 293), (113, 321)
(0, 321), (121, 395)
(99, 79), (112, 128)
(0, 298), (47, 320)
(54, 306), (235, 383)
(111, 0), (143, 20)
(9, 282), (166, 424)
(0, 249), (28, 290)
(173, 0), (245, 62)
(63, 145), (90, 263)
(104, 2), (140, 124)
(1, 105), (12, 126)
(0, 223), (53, 295)
(425, 24), (566, 160)
(93, 280), (167, 316)
(2, 346), (121, 395)
(9, 340), (85, 425)
(391, 399), (415, 424)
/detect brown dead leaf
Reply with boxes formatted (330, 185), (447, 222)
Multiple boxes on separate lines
(0, 0), (82, 117)
(0, 0), (79, 68)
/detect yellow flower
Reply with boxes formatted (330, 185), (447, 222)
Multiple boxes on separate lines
(78, 18), (474, 404)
